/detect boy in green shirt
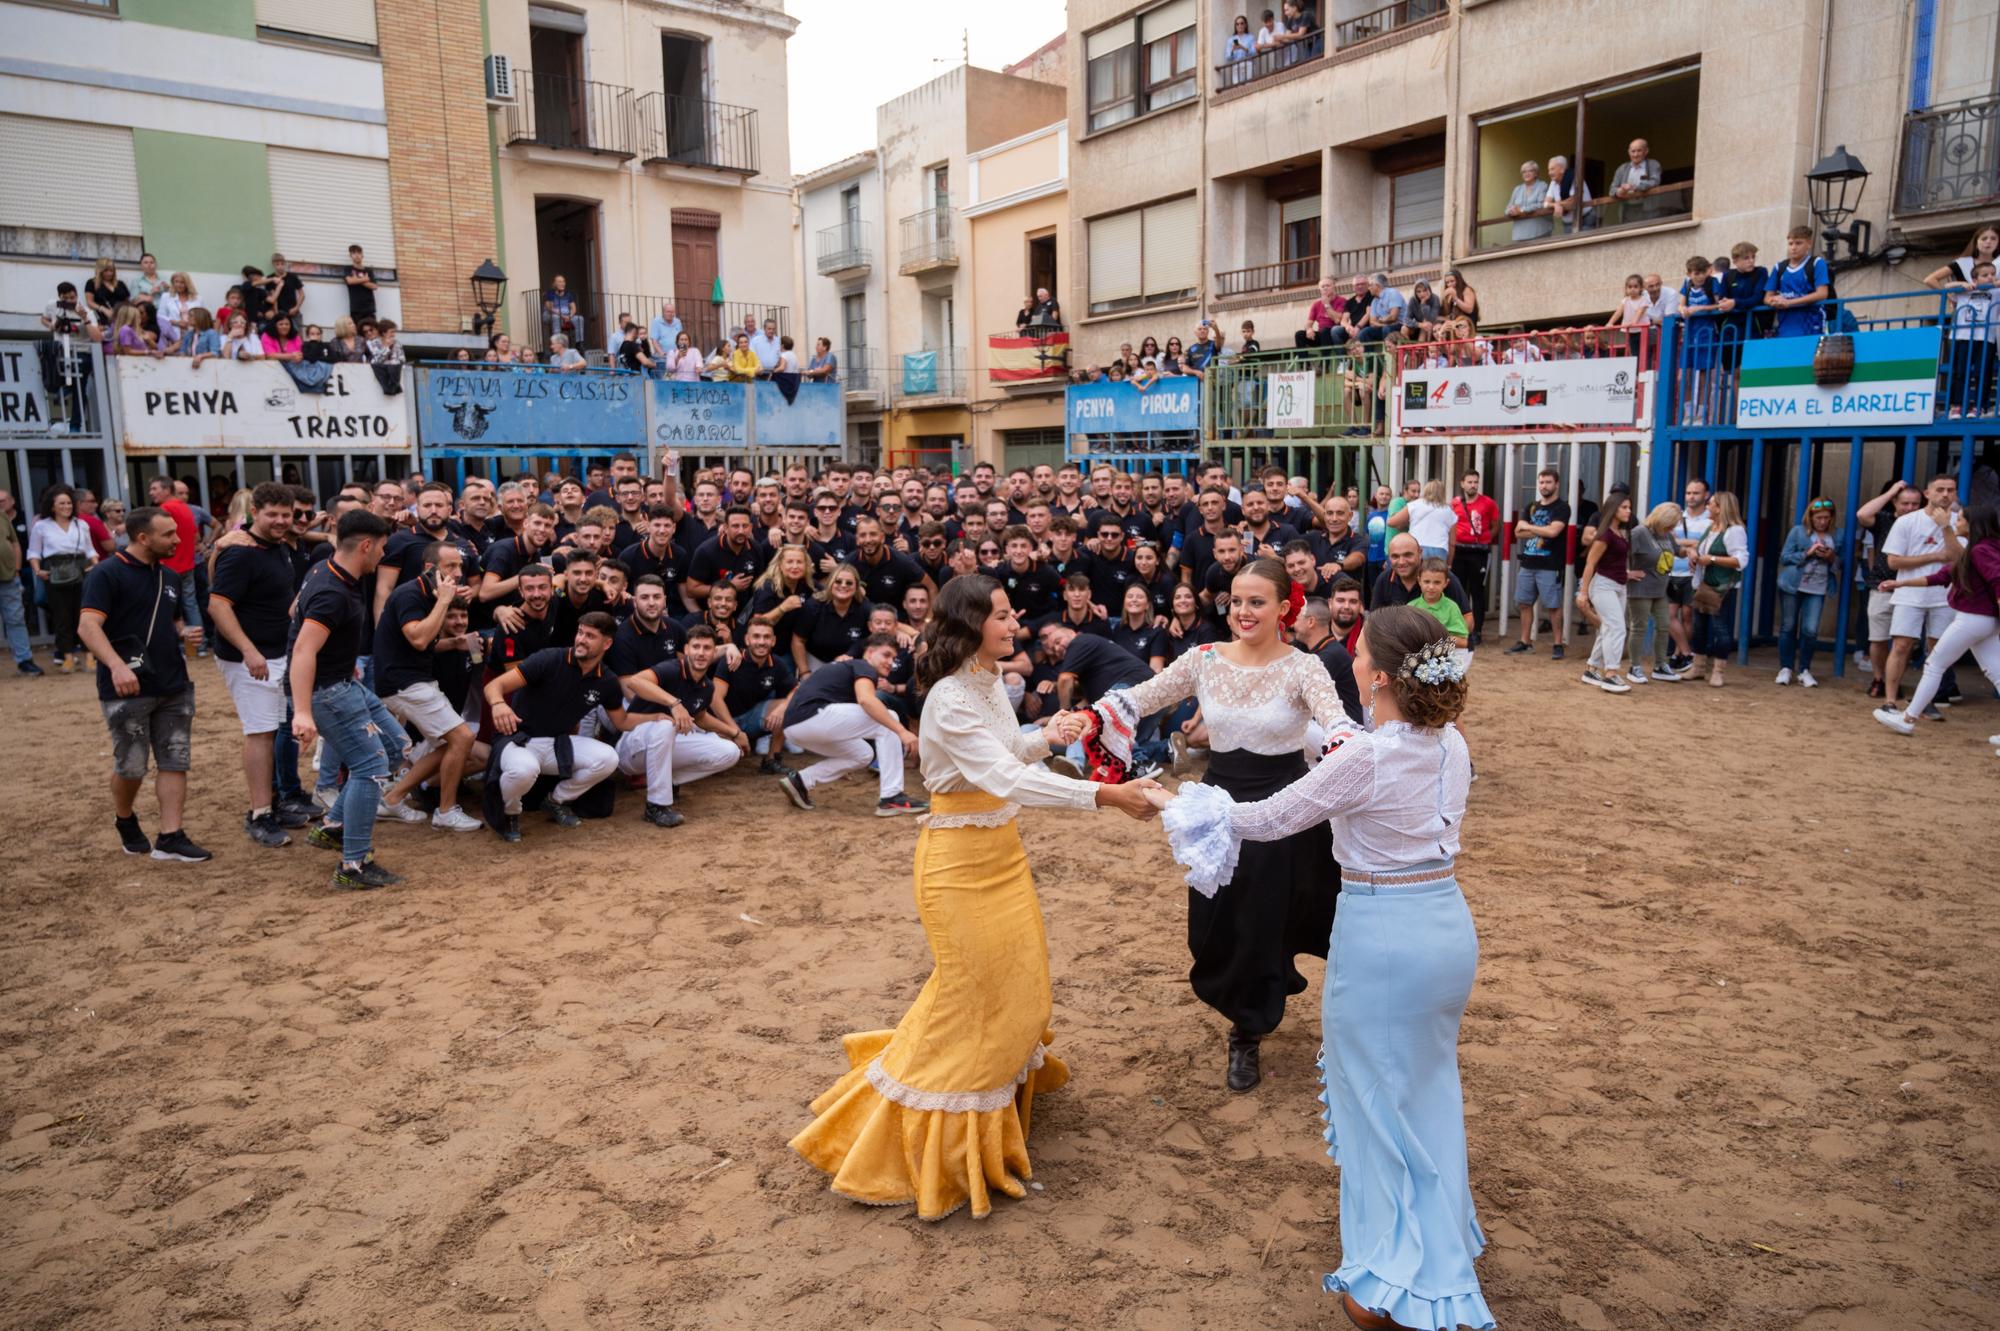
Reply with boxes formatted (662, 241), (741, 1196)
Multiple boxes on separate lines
(1416, 558), (1470, 646)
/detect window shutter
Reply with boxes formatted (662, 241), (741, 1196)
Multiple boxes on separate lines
(1089, 210), (1143, 306)
(1141, 196), (1198, 298)
(1086, 17), (1137, 59)
(1140, 0), (1197, 40)
(1391, 165), (1445, 240)
(267, 148), (396, 265)
(0, 115), (140, 235)
(1280, 195), (1322, 227)
(254, 0), (377, 45)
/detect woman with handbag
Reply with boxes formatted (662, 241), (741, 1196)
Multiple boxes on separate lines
(1575, 490), (1635, 693)
(1775, 498), (1841, 687)
(28, 483), (98, 670)
(1691, 490), (1749, 687)
(1625, 503), (1682, 682)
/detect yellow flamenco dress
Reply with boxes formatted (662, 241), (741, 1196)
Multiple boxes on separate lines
(790, 663), (1102, 1220)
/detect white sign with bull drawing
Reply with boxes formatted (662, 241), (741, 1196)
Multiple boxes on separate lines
(114, 357), (412, 453)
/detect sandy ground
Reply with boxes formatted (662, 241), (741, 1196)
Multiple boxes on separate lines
(1, 645), (1996, 1331)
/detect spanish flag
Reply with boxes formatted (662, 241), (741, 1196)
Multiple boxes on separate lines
(988, 332), (1070, 383)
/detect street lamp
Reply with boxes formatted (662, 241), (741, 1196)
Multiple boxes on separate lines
(469, 259), (508, 336)
(1806, 145), (1873, 269)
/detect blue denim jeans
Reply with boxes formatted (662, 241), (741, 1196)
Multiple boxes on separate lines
(0, 580), (29, 664)
(1777, 590), (1826, 672)
(1695, 589), (1738, 659)
(177, 569), (203, 634)
(737, 697), (777, 753)
(274, 693), (305, 801)
(311, 679), (404, 862)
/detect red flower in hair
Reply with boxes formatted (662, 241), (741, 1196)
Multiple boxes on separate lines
(1280, 581), (1305, 630)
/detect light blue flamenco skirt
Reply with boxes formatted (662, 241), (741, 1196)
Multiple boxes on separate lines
(1319, 864), (1496, 1331)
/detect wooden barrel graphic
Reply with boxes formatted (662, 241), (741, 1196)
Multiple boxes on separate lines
(1813, 333), (1855, 387)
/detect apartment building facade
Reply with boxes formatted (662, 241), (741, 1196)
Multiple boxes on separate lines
(1064, 0), (1968, 373)
(487, 0), (797, 356)
(796, 150), (886, 459)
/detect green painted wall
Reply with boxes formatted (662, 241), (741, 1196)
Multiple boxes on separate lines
(133, 130), (275, 275)
(120, 0), (254, 40)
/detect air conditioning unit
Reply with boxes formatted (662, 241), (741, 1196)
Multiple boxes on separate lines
(485, 54), (515, 104)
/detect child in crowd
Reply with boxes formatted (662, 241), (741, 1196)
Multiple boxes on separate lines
(1765, 225), (1832, 337)
(1415, 557), (1469, 647)
(1947, 259), (1999, 416)
(1679, 254), (1722, 423)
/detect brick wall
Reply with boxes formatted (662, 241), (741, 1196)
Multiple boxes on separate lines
(376, 0), (498, 335)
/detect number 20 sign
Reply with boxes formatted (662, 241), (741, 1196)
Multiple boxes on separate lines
(1265, 369), (1315, 429)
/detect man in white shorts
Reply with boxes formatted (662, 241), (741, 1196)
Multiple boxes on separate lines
(371, 540), (485, 830)
(207, 482), (311, 847)
(1880, 474), (1961, 715)
(1855, 480), (1923, 693)
(613, 624), (745, 829)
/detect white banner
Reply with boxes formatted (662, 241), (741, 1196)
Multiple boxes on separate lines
(115, 357), (411, 453)
(1397, 356), (1641, 430)
(1265, 369), (1315, 429)
(0, 342), (53, 436)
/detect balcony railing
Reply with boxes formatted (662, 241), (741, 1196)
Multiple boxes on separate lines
(1327, 233), (1443, 284)
(1205, 345), (1390, 441)
(1216, 255), (1321, 299)
(504, 70), (639, 158)
(519, 288), (788, 355)
(898, 208), (957, 273)
(842, 347), (878, 395)
(1472, 179), (1693, 251)
(1214, 29), (1323, 92)
(638, 93), (760, 175)
(817, 221), (873, 275)
(1896, 94), (2000, 216)
(1334, 0), (1449, 51)
(895, 348), (967, 400)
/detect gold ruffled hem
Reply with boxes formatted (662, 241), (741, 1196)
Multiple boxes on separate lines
(789, 1028), (1070, 1221)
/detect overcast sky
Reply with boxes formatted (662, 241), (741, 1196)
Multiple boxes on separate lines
(784, 0), (1068, 177)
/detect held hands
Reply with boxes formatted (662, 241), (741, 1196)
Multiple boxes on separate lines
(1098, 777), (1165, 821)
(1041, 709), (1089, 746)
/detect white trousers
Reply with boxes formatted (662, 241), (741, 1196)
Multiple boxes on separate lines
(1905, 611), (2000, 717)
(784, 702), (902, 799)
(615, 721), (740, 806)
(497, 735), (618, 813)
(1588, 580), (1629, 673)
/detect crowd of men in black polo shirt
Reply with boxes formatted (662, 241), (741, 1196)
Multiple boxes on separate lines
(73, 449), (1399, 890)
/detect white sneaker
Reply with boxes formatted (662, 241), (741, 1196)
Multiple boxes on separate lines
(431, 805), (482, 832)
(1988, 733), (2000, 746)
(1799, 669), (1818, 689)
(1627, 668), (1650, 684)
(378, 794), (427, 823)
(1651, 663), (1682, 681)
(1774, 668), (1793, 686)
(1598, 673), (1634, 694)
(1579, 668), (1607, 690)
(1873, 707), (1916, 735)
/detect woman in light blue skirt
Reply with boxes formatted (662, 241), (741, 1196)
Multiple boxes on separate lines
(1158, 604), (1493, 1331)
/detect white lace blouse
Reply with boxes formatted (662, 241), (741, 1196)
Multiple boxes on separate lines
(919, 664), (1100, 824)
(1114, 644), (1349, 756)
(1163, 721), (1470, 894)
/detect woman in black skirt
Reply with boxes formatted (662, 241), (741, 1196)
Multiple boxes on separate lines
(1107, 557), (1350, 1090)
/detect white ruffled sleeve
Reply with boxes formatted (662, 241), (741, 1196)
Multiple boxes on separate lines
(1161, 732), (1375, 896)
(1160, 783), (1242, 897)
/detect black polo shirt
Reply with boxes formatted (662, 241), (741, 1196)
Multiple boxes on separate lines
(289, 555), (369, 685)
(797, 596), (873, 662)
(373, 577), (443, 696)
(485, 607), (558, 673)
(551, 587), (608, 648)
(635, 658), (717, 719)
(784, 657), (878, 729)
(1136, 572), (1175, 618)
(746, 582), (811, 653)
(1301, 636), (1365, 725)
(208, 534), (295, 662)
(1053, 633), (1153, 702)
(852, 548), (926, 607)
(1371, 567), (1471, 618)
(80, 550), (188, 701)
(1110, 620), (1168, 664)
(606, 614), (686, 678)
(449, 517), (495, 556)
(384, 527), (481, 586)
(985, 561), (1057, 618)
(510, 646), (620, 738)
(1086, 505), (1159, 546)
(688, 534), (764, 593)
(482, 536), (552, 599)
(1084, 550), (1136, 609)
(722, 650), (796, 711)
(618, 537), (686, 602)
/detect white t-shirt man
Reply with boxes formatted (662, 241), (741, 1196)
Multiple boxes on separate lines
(1671, 505), (1712, 579)
(1882, 508), (1951, 608)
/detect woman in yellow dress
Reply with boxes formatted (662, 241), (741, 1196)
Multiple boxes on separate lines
(790, 574), (1162, 1220)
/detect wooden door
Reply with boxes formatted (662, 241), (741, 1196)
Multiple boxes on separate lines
(671, 209), (720, 349)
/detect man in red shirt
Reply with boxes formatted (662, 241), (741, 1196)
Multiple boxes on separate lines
(1294, 277), (1345, 348)
(147, 475), (206, 655)
(1451, 469), (1501, 647)
(76, 488), (116, 558)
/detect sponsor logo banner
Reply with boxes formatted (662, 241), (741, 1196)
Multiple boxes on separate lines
(1397, 356), (1640, 430)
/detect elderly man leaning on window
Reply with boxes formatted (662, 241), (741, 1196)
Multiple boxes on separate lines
(1546, 154), (1594, 233)
(1611, 138), (1666, 223)
(1505, 160), (1552, 243)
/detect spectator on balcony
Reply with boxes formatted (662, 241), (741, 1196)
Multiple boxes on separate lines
(1405, 280), (1443, 341)
(729, 331), (761, 382)
(649, 300), (682, 353)
(1138, 335), (1163, 365)
(1610, 138), (1666, 223)
(548, 333), (587, 373)
(665, 330), (704, 381)
(1764, 226), (1832, 338)
(1274, 0), (1320, 61)
(612, 324), (656, 376)
(1505, 160), (1552, 243)
(1924, 223), (2000, 289)
(1224, 14), (1257, 66)
(1255, 7), (1285, 50)
(1947, 260), (2000, 416)
(261, 313), (304, 363)
(184, 308), (222, 366)
(1131, 356), (1161, 390)
(345, 244), (379, 323)
(157, 272), (197, 345)
(487, 332), (513, 363)
(370, 322), (405, 371)
(1715, 242), (1768, 364)
(1118, 340), (1138, 371)
(262, 253), (303, 332)
(804, 336), (838, 383)
(545, 277), (582, 346)
(1183, 322), (1220, 378)
(233, 266), (268, 329)
(1545, 154), (1593, 233)
(328, 316), (370, 363)
(608, 311), (634, 358)
(1357, 273), (1407, 346)
(110, 303), (160, 358)
(131, 252), (165, 328)
(750, 318), (783, 376)
(221, 313), (262, 362)
(1159, 336), (1189, 375)
(1440, 269), (1479, 337)
(1018, 287), (1063, 332)
(289, 321), (333, 393)
(1295, 276), (1344, 348)
(85, 258), (128, 328)
(1642, 272), (1680, 326)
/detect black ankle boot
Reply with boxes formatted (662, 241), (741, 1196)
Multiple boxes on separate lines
(1225, 1028), (1262, 1092)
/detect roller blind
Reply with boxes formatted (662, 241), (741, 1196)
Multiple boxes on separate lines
(1391, 165), (1444, 240)
(1088, 210), (1143, 306)
(267, 148), (396, 265)
(1086, 17), (1136, 59)
(1140, 0), (1197, 40)
(1141, 196), (1197, 298)
(255, 0), (377, 45)
(1279, 195), (1322, 226)
(0, 115), (140, 235)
